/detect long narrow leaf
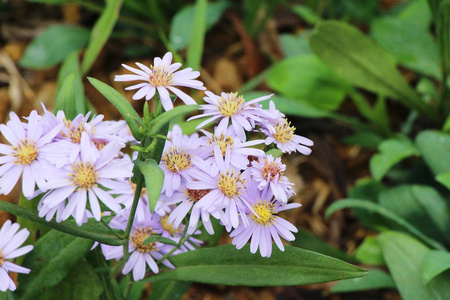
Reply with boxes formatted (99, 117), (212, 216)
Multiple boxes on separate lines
(149, 105), (199, 135)
(186, 0), (207, 70)
(135, 159), (164, 212)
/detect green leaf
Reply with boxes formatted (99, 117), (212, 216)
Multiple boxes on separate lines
(149, 281), (191, 300)
(310, 21), (435, 118)
(135, 159), (164, 212)
(326, 199), (446, 250)
(143, 235), (178, 246)
(355, 236), (385, 265)
(370, 135), (419, 181)
(436, 172), (450, 190)
(343, 131), (383, 150)
(37, 261), (103, 300)
(371, 16), (440, 78)
(19, 24), (90, 69)
(149, 105), (199, 135)
(399, 0), (432, 29)
(423, 250), (450, 284)
(378, 231), (450, 299)
(279, 31), (312, 57)
(267, 55), (350, 110)
(416, 130), (450, 175)
(0, 201), (125, 246)
(0, 291), (15, 300)
(54, 74), (78, 119)
(88, 77), (143, 140)
(81, 0), (123, 74)
(17, 230), (93, 300)
(186, 0), (207, 70)
(56, 51), (87, 117)
(169, 0), (230, 51)
(291, 5), (321, 24)
(292, 228), (356, 263)
(142, 244), (367, 286)
(265, 148), (282, 158)
(330, 269), (394, 293)
(436, 0), (450, 113)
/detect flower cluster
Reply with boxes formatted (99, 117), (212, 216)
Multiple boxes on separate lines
(0, 52), (313, 289)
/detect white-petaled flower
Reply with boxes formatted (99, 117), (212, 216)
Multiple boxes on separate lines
(189, 91), (273, 141)
(39, 133), (132, 225)
(0, 111), (66, 198)
(250, 154), (295, 203)
(114, 52), (205, 111)
(230, 183), (301, 257)
(263, 118), (313, 155)
(0, 220), (33, 292)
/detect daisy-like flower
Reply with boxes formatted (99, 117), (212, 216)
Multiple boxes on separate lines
(189, 92), (273, 141)
(114, 52), (205, 111)
(0, 221), (34, 292)
(186, 146), (252, 231)
(230, 183), (301, 257)
(0, 111), (65, 198)
(39, 133), (132, 225)
(263, 118), (313, 155)
(250, 154), (295, 203)
(201, 125), (265, 172)
(100, 207), (174, 281)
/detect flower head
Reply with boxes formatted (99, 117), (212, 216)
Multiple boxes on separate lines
(263, 119), (313, 155)
(0, 221), (33, 292)
(114, 52), (205, 111)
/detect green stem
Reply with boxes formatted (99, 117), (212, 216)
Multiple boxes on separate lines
(101, 218), (124, 239)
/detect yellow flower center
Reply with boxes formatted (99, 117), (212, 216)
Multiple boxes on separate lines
(71, 162), (98, 189)
(251, 201), (277, 225)
(208, 134), (234, 156)
(186, 188), (211, 202)
(162, 147), (191, 172)
(218, 171), (245, 197)
(63, 119), (85, 144)
(131, 227), (158, 253)
(160, 215), (182, 235)
(273, 121), (295, 143)
(148, 65), (174, 87)
(261, 159), (283, 181)
(217, 92), (245, 117)
(93, 139), (107, 150)
(0, 248), (4, 266)
(12, 140), (38, 165)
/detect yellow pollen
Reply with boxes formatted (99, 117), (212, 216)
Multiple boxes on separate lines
(208, 134), (234, 156)
(12, 140), (38, 165)
(217, 92), (245, 117)
(218, 171), (244, 197)
(273, 121), (295, 143)
(62, 119), (85, 144)
(162, 147), (191, 172)
(160, 215), (182, 235)
(71, 162), (98, 189)
(262, 159), (283, 181)
(131, 227), (158, 253)
(0, 248), (4, 267)
(93, 139), (108, 150)
(149, 65), (174, 87)
(186, 188), (210, 202)
(251, 201), (277, 225)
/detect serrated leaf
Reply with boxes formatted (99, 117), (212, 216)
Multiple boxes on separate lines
(326, 199), (445, 250)
(135, 159), (164, 212)
(378, 231), (450, 300)
(17, 230), (93, 300)
(423, 250), (450, 284)
(143, 235), (178, 246)
(267, 55), (350, 110)
(0, 201), (124, 246)
(331, 269), (394, 293)
(81, 0), (122, 74)
(310, 21), (435, 118)
(142, 244), (367, 286)
(370, 135), (419, 180)
(19, 24), (89, 69)
(88, 77), (143, 140)
(416, 130), (450, 175)
(149, 105), (199, 135)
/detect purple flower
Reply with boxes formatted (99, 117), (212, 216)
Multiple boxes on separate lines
(250, 155), (295, 203)
(39, 133), (132, 225)
(230, 184), (301, 257)
(189, 92), (273, 141)
(0, 221), (33, 292)
(263, 118), (313, 155)
(0, 111), (65, 198)
(114, 52), (205, 111)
